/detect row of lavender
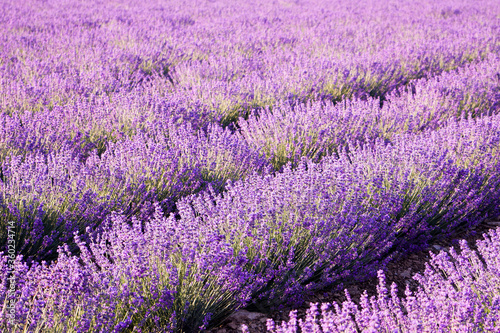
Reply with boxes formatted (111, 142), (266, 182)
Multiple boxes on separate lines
(0, 121), (271, 262)
(267, 228), (500, 332)
(1, 0), (500, 331)
(1, 0), (500, 144)
(4, 50), (500, 164)
(5, 0), (498, 264)
(2, 112), (500, 331)
(2, 52), (500, 263)
(238, 54), (500, 170)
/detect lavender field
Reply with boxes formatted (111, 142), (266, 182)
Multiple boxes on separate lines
(1, 0), (500, 331)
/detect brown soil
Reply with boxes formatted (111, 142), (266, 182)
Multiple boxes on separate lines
(208, 219), (500, 333)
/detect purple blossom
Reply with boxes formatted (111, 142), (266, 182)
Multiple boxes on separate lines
(268, 228), (500, 332)
(1, 0), (500, 331)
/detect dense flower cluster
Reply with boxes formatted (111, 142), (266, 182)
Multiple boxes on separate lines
(187, 114), (500, 311)
(2, 114), (500, 331)
(0, 120), (269, 261)
(1, 0), (500, 331)
(1, 0), (499, 139)
(238, 55), (500, 169)
(267, 228), (500, 332)
(0, 205), (262, 332)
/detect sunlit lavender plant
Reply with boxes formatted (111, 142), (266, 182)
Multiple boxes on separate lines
(267, 227), (500, 332)
(0, 204), (261, 332)
(238, 54), (500, 170)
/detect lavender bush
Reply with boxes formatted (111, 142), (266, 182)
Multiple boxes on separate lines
(267, 227), (500, 333)
(0, 120), (269, 262)
(0, 205), (260, 332)
(1, 0), (500, 331)
(1, 113), (499, 331)
(238, 54), (500, 170)
(185, 114), (500, 313)
(1, 0), (499, 133)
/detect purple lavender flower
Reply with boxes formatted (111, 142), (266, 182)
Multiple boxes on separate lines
(268, 228), (500, 332)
